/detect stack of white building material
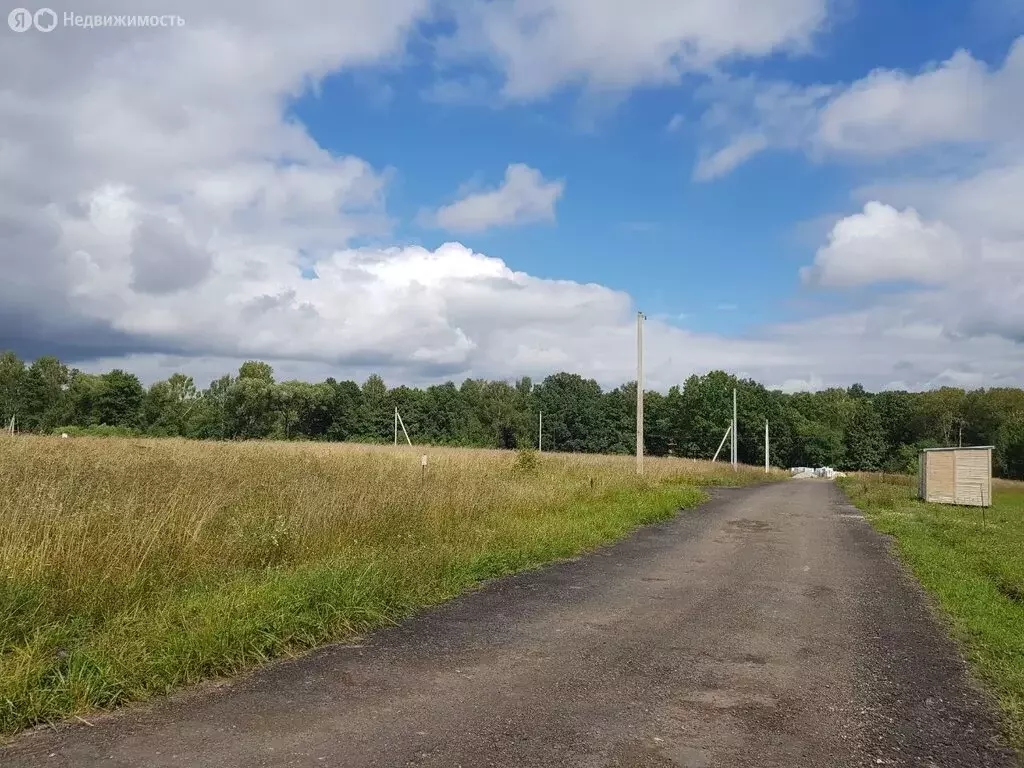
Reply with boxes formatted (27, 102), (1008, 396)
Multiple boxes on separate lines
(790, 466), (847, 479)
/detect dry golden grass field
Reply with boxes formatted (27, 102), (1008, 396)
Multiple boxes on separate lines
(0, 436), (774, 736)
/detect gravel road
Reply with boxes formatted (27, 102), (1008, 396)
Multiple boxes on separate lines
(2, 481), (1017, 767)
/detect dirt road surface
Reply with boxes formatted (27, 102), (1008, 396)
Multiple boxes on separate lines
(3, 481), (1017, 767)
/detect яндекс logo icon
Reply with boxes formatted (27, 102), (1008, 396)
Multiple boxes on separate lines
(8, 7), (33, 31)
(8, 7), (57, 32)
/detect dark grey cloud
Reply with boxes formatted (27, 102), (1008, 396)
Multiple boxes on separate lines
(129, 217), (213, 295)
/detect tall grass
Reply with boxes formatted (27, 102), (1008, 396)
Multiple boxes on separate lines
(841, 474), (1024, 752)
(0, 436), (771, 736)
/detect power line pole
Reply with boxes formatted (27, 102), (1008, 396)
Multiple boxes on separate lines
(713, 424), (732, 463)
(765, 419), (770, 474)
(636, 311), (645, 476)
(732, 387), (738, 470)
(538, 411), (543, 453)
(396, 409), (412, 447)
(394, 407), (398, 447)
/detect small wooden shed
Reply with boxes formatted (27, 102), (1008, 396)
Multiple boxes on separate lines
(918, 446), (993, 507)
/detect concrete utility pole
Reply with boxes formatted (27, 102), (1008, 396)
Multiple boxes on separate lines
(538, 411), (543, 453)
(394, 408), (412, 447)
(399, 411), (412, 446)
(713, 424), (732, 463)
(636, 311), (645, 476)
(732, 388), (738, 470)
(765, 419), (770, 474)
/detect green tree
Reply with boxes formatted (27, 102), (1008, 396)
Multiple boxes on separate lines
(601, 382), (637, 455)
(0, 351), (26, 428)
(734, 378), (776, 467)
(645, 386), (681, 457)
(63, 371), (104, 426)
(873, 390), (918, 468)
(847, 383), (869, 399)
(359, 374), (391, 441)
(22, 356), (70, 432)
(223, 362), (280, 439)
(144, 374), (199, 436)
(419, 382), (467, 445)
(225, 377), (278, 439)
(389, 384), (428, 444)
(790, 416), (845, 468)
(187, 375), (235, 439)
(327, 379), (364, 441)
(95, 369), (145, 428)
(917, 387), (966, 446)
(283, 381), (334, 439)
(12, 350), (1024, 481)
(996, 418), (1024, 480)
(844, 399), (887, 471)
(238, 361), (275, 384)
(672, 371), (737, 460)
(533, 373), (606, 453)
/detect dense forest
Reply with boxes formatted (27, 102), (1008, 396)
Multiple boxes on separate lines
(2, 351), (1024, 478)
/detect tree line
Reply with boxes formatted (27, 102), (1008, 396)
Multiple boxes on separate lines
(2, 351), (1024, 478)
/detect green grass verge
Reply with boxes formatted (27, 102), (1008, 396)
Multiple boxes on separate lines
(840, 474), (1024, 753)
(0, 483), (704, 737)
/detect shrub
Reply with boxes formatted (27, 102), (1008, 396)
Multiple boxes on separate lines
(513, 448), (539, 473)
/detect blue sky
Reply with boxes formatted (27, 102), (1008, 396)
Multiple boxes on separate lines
(291, 0), (1021, 336)
(2, 0), (1023, 391)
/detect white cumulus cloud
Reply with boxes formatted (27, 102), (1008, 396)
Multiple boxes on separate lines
(440, 0), (830, 99)
(694, 35), (1024, 366)
(815, 41), (1024, 157)
(3, 1), (1024, 396)
(694, 37), (1024, 176)
(802, 202), (967, 288)
(431, 164), (565, 232)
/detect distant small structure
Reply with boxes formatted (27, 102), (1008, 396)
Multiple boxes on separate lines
(791, 466), (847, 479)
(918, 446), (992, 507)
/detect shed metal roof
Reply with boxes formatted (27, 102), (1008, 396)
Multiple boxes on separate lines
(919, 446), (994, 453)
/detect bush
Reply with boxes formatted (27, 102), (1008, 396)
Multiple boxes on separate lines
(513, 448), (539, 473)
